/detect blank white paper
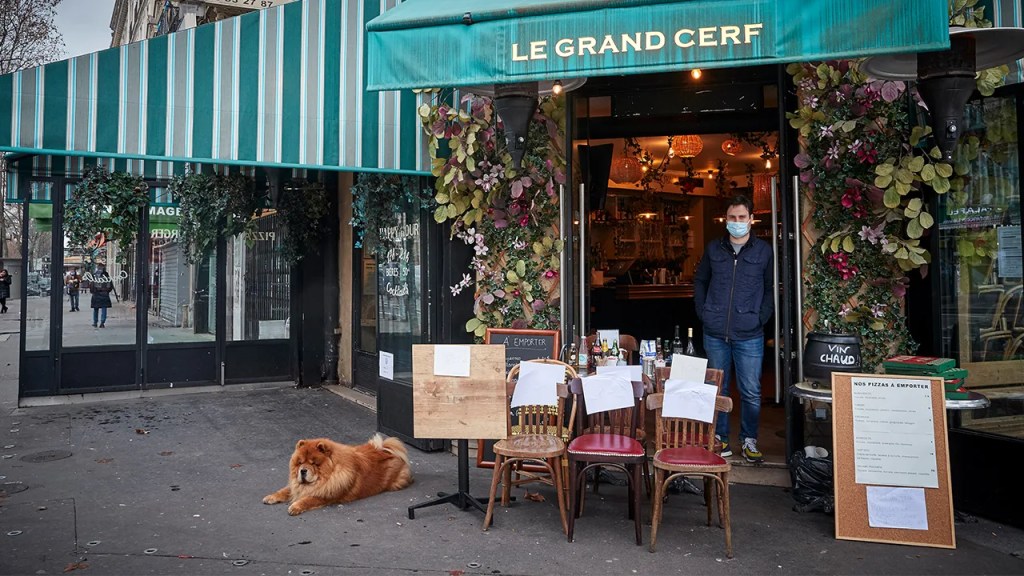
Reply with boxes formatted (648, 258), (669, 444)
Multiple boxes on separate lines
(670, 354), (708, 382)
(662, 378), (717, 423)
(597, 364), (643, 382)
(597, 329), (620, 347)
(433, 345), (472, 378)
(511, 362), (564, 408)
(866, 486), (928, 531)
(582, 374), (635, 414)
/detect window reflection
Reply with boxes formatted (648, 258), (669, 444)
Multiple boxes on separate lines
(225, 209), (290, 341)
(376, 203), (424, 382)
(938, 95), (1022, 437)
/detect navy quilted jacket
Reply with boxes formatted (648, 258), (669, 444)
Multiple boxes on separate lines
(693, 236), (774, 341)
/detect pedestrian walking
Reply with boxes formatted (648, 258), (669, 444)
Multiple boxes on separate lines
(66, 270), (82, 312)
(0, 267), (11, 313)
(693, 194), (774, 463)
(90, 264), (117, 328)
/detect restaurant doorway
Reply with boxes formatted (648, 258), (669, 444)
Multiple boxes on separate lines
(565, 65), (799, 465)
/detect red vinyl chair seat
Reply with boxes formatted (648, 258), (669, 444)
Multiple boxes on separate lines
(568, 433), (645, 458)
(654, 446), (728, 469)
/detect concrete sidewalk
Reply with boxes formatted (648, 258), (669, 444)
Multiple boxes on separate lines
(1, 341), (1023, 574)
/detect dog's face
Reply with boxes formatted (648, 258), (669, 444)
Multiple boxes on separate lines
(290, 440), (334, 485)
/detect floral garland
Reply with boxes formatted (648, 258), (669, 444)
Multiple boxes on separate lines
(418, 92), (565, 338)
(787, 60), (919, 370)
(787, 4), (1008, 370)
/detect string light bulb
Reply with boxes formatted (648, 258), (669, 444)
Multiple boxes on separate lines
(690, 68), (702, 79)
(551, 80), (564, 95)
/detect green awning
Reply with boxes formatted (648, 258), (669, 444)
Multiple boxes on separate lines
(1, 0), (429, 174)
(366, 0), (951, 90)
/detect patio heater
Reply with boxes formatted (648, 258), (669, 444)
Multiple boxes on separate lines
(465, 79), (586, 170)
(861, 27), (1024, 161)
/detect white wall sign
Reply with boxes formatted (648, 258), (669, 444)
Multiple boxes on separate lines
(379, 351), (394, 380)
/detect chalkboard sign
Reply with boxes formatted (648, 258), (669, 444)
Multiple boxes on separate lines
(484, 328), (561, 374)
(477, 328), (561, 469)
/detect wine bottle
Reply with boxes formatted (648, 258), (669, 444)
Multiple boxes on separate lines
(671, 325), (684, 355)
(685, 327), (696, 356)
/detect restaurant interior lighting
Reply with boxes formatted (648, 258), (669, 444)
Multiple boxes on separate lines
(691, 68), (702, 79)
(721, 138), (743, 156)
(671, 135), (703, 158)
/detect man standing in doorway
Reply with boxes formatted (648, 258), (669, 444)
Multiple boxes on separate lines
(694, 195), (774, 463)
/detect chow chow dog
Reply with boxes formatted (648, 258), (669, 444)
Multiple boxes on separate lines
(263, 434), (413, 515)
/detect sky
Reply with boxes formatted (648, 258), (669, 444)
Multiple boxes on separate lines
(54, 0), (118, 59)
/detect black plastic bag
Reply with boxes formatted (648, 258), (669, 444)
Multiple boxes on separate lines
(790, 451), (834, 514)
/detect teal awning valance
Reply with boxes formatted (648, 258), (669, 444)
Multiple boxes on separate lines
(366, 0), (951, 90)
(1, 0), (429, 174)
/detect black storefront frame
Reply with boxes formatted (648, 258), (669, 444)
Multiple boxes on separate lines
(15, 167), (297, 398)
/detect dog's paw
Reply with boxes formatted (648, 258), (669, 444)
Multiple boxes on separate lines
(287, 503), (305, 516)
(263, 495), (283, 505)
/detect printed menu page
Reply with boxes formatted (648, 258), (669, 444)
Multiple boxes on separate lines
(851, 377), (938, 488)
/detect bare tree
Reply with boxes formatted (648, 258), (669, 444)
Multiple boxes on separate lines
(0, 0), (64, 257)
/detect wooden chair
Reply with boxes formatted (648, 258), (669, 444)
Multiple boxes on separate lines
(647, 387), (734, 557)
(566, 376), (647, 545)
(503, 360), (578, 493)
(483, 359), (576, 535)
(979, 284), (1023, 360)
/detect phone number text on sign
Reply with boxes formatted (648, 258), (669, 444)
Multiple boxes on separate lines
(200, 0), (295, 9)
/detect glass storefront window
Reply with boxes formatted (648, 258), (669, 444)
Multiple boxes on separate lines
(24, 183), (53, 351)
(225, 209), (290, 340)
(147, 199), (216, 344)
(938, 94), (1023, 436)
(376, 200), (425, 382)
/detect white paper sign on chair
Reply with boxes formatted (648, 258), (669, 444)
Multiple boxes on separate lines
(510, 362), (564, 407)
(663, 378), (718, 423)
(581, 374), (634, 414)
(596, 364), (642, 382)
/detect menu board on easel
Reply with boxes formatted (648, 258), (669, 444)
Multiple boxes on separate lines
(476, 328), (561, 469)
(831, 372), (955, 549)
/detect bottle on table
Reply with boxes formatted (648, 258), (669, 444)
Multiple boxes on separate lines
(577, 337), (589, 372)
(654, 343), (666, 369)
(591, 339), (603, 371)
(610, 339), (620, 359)
(672, 326), (684, 355)
(685, 327), (696, 356)
(567, 343), (578, 368)
(601, 339), (609, 356)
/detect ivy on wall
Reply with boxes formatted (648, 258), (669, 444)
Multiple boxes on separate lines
(418, 92), (566, 337)
(169, 172), (263, 264)
(65, 167), (149, 263)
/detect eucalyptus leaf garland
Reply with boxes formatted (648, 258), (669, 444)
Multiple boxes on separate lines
(170, 172), (263, 264)
(65, 167), (149, 263)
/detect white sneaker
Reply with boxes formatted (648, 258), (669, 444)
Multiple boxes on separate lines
(742, 437), (764, 463)
(715, 435), (732, 457)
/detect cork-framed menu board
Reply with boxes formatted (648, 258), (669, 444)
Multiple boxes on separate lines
(831, 372), (955, 549)
(411, 345), (507, 440)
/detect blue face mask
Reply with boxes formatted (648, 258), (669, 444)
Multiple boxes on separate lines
(726, 221), (750, 238)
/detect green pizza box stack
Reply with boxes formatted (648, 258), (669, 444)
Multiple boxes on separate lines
(882, 356), (969, 400)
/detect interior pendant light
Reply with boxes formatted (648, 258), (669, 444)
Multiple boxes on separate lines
(721, 138), (743, 156)
(671, 135), (703, 158)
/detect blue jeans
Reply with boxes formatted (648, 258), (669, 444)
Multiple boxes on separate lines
(92, 307), (107, 326)
(704, 334), (764, 442)
(69, 292), (79, 310)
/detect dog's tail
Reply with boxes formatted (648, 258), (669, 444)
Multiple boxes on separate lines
(369, 433), (410, 465)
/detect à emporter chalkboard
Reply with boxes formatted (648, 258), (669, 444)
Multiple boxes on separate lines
(485, 328), (561, 374)
(477, 328), (561, 469)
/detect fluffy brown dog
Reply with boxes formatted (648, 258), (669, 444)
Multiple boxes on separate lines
(263, 434), (413, 515)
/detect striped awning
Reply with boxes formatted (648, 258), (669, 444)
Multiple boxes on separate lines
(0, 0), (429, 174)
